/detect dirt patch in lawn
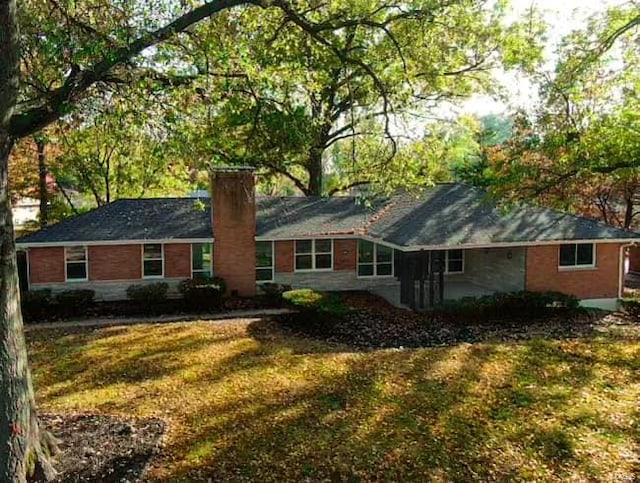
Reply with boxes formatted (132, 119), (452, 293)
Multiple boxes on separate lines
(265, 291), (638, 350)
(40, 413), (165, 482)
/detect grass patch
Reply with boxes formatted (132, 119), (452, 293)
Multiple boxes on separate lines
(28, 319), (640, 481)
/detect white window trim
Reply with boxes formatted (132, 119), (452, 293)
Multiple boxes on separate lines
(64, 246), (88, 282)
(558, 243), (597, 271)
(294, 239), (334, 272)
(190, 242), (213, 279)
(357, 241), (395, 278)
(142, 243), (165, 279)
(256, 240), (275, 283)
(445, 250), (465, 274)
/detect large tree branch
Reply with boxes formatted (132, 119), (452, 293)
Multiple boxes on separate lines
(10, 0), (251, 138)
(273, 0), (397, 160)
(327, 180), (370, 196)
(263, 161), (310, 195)
(531, 159), (640, 197)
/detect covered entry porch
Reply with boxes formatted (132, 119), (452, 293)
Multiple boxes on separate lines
(376, 247), (526, 310)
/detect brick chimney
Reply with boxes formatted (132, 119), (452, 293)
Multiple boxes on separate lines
(211, 167), (256, 296)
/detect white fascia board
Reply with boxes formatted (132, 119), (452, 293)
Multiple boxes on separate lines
(358, 235), (640, 252)
(255, 234), (360, 241)
(17, 238), (214, 249)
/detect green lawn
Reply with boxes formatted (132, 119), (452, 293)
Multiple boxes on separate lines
(28, 318), (640, 481)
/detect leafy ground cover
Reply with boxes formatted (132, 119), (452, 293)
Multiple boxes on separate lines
(28, 308), (639, 481)
(278, 291), (618, 349)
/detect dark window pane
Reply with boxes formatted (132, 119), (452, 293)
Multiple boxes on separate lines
(559, 244), (576, 266)
(66, 262), (86, 280)
(376, 245), (392, 263)
(576, 243), (594, 265)
(358, 264), (374, 277)
(192, 243), (205, 271)
(144, 244), (162, 259)
(296, 254), (313, 270)
(296, 240), (312, 254)
(66, 247), (86, 262)
(144, 259), (163, 277)
(447, 249), (463, 261)
(377, 263), (392, 276)
(256, 268), (273, 281)
(358, 240), (374, 263)
(447, 260), (463, 273)
(315, 254), (332, 269)
(315, 239), (332, 253)
(256, 242), (273, 267)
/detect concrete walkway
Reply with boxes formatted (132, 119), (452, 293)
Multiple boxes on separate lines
(25, 308), (293, 331)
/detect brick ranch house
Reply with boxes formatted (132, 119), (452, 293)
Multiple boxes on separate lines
(16, 168), (640, 311)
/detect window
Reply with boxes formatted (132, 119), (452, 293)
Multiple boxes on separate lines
(256, 241), (274, 282)
(358, 240), (393, 277)
(143, 244), (164, 278)
(421, 250), (465, 274)
(192, 243), (212, 279)
(295, 239), (333, 271)
(446, 249), (464, 273)
(559, 243), (595, 268)
(65, 246), (87, 281)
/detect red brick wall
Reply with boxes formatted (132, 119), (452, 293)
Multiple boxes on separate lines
(165, 243), (191, 278)
(334, 239), (357, 271)
(88, 245), (141, 281)
(29, 247), (65, 284)
(275, 240), (294, 273)
(212, 171), (256, 296)
(525, 243), (622, 299)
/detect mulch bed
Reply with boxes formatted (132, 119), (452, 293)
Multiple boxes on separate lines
(24, 296), (281, 324)
(271, 291), (639, 350)
(39, 414), (165, 482)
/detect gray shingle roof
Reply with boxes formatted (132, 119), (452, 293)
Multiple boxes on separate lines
(367, 184), (638, 247)
(16, 184), (640, 247)
(17, 198), (212, 243)
(256, 196), (383, 238)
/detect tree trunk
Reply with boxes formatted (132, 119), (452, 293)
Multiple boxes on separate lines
(35, 137), (48, 228)
(624, 195), (634, 230)
(307, 148), (323, 196)
(1, 0), (58, 481)
(0, 138), (58, 482)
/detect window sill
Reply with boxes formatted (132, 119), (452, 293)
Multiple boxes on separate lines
(558, 265), (597, 272)
(294, 269), (334, 273)
(65, 278), (88, 283)
(143, 275), (165, 280)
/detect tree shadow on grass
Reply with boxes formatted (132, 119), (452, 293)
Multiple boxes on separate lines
(160, 326), (639, 481)
(28, 318), (640, 481)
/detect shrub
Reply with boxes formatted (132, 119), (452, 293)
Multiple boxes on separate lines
(179, 276), (226, 310)
(440, 290), (580, 321)
(259, 283), (292, 306)
(621, 298), (640, 319)
(21, 289), (53, 320)
(282, 289), (350, 319)
(126, 282), (169, 307)
(55, 289), (95, 317)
